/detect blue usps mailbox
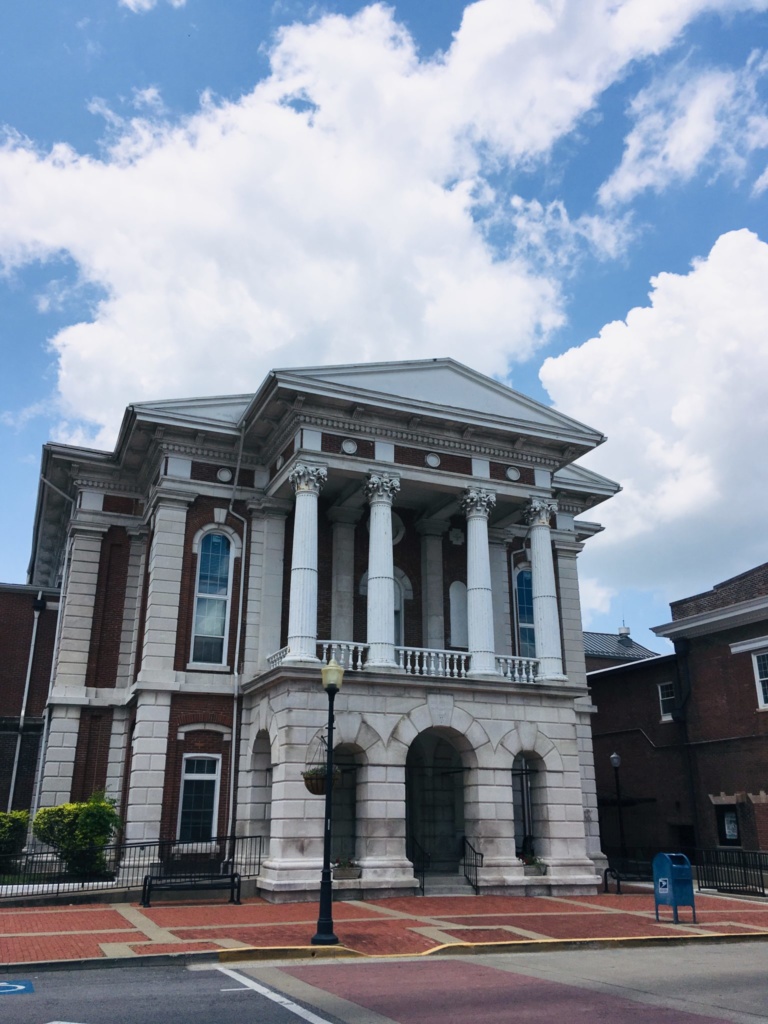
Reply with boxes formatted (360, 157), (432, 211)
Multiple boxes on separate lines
(653, 852), (696, 923)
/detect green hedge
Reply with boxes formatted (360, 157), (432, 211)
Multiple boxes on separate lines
(33, 792), (121, 879)
(0, 810), (29, 858)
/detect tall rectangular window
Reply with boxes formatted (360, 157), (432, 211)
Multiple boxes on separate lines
(658, 681), (676, 720)
(178, 755), (221, 841)
(516, 569), (536, 659)
(753, 652), (768, 708)
(192, 533), (231, 664)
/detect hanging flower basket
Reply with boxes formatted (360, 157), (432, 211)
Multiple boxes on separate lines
(301, 766), (341, 795)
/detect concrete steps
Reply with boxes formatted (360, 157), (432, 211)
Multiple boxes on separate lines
(422, 872), (475, 896)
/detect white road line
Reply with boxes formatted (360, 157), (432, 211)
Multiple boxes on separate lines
(215, 966), (337, 1024)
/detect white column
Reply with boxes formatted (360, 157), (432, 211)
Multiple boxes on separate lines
(285, 463), (327, 664)
(328, 507), (362, 641)
(417, 519), (447, 650)
(460, 487), (498, 677)
(525, 498), (564, 680)
(123, 690), (171, 842)
(364, 473), (400, 669)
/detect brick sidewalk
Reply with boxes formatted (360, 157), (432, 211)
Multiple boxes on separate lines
(2, 891), (767, 966)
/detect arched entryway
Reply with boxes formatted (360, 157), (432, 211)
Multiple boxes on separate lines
(406, 730), (466, 872)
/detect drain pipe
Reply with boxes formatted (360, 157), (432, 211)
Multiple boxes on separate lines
(225, 426), (248, 839)
(7, 592), (46, 812)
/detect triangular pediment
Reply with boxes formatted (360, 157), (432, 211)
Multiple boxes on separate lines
(553, 462), (620, 497)
(132, 393), (253, 430)
(273, 359), (605, 447)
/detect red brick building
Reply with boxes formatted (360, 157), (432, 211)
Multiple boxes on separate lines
(590, 564), (768, 857)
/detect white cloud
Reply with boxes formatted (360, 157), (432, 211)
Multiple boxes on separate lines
(578, 577), (618, 626)
(600, 50), (768, 205)
(119, 0), (186, 12)
(508, 196), (634, 269)
(1, 1), (768, 445)
(541, 228), (768, 603)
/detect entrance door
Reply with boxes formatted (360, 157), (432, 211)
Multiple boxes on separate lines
(406, 731), (465, 872)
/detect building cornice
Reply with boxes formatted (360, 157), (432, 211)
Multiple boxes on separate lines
(653, 595), (768, 640)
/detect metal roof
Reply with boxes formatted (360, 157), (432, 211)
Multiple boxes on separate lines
(583, 631), (657, 661)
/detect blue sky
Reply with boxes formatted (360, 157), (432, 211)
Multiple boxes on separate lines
(1, 0), (767, 652)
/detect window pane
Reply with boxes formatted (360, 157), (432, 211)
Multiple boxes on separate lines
(194, 597), (226, 637)
(517, 571), (534, 624)
(659, 682), (675, 716)
(198, 534), (230, 595)
(179, 778), (216, 841)
(185, 758), (217, 776)
(193, 635), (224, 663)
(520, 626), (536, 660)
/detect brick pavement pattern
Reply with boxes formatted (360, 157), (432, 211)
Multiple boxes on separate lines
(1, 892), (767, 964)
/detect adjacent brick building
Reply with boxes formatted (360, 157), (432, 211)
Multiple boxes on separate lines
(16, 359), (624, 898)
(589, 563), (768, 857)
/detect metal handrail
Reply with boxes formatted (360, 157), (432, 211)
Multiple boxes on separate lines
(696, 848), (768, 897)
(407, 836), (431, 895)
(462, 837), (483, 893)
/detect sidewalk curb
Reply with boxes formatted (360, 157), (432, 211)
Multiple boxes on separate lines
(4, 929), (767, 975)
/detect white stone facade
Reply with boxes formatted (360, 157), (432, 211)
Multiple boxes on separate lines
(29, 359), (619, 898)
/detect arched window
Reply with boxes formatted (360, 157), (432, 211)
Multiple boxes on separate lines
(191, 532), (232, 664)
(515, 567), (536, 659)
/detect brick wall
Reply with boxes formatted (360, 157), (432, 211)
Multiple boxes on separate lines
(442, 515), (467, 649)
(85, 526), (130, 689)
(160, 693), (234, 840)
(671, 563), (768, 619)
(0, 590), (58, 717)
(70, 707), (114, 802)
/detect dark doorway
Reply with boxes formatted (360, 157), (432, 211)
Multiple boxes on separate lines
(406, 731), (465, 872)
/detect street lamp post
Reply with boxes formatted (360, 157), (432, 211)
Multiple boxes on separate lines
(610, 752), (628, 864)
(311, 658), (344, 946)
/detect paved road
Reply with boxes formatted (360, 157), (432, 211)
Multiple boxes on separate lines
(1, 942), (766, 1023)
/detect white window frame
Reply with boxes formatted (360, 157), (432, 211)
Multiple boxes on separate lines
(177, 753), (222, 842)
(189, 525), (239, 668)
(658, 681), (676, 721)
(752, 652), (768, 709)
(728, 636), (768, 710)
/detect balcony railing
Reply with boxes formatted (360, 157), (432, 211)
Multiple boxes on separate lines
(496, 655), (539, 683)
(396, 646), (469, 678)
(269, 644), (540, 683)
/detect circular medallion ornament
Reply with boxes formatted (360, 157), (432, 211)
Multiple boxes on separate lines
(217, 467), (233, 483)
(341, 438), (358, 455)
(505, 466), (521, 481)
(425, 452), (441, 468)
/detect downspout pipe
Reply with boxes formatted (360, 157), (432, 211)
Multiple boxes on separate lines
(225, 426), (248, 839)
(7, 592), (45, 812)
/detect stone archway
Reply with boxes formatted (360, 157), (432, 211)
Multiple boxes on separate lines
(406, 730), (466, 872)
(331, 745), (359, 864)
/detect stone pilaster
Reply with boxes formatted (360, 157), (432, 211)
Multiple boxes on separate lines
(242, 499), (291, 675)
(525, 499), (564, 681)
(488, 528), (513, 658)
(284, 464), (327, 664)
(328, 507), (362, 641)
(138, 493), (190, 683)
(37, 705), (82, 807)
(116, 530), (147, 690)
(123, 690), (172, 842)
(417, 519), (447, 651)
(364, 473), (400, 669)
(460, 487), (498, 677)
(104, 706), (131, 806)
(51, 525), (106, 695)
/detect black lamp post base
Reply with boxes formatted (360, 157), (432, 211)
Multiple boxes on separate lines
(310, 931), (340, 946)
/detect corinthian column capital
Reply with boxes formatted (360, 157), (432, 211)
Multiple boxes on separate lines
(364, 473), (400, 504)
(525, 498), (558, 527)
(288, 463), (327, 495)
(460, 487), (497, 519)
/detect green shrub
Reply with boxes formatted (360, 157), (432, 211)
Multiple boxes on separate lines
(33, 792), (121, 879)
(0, 810), (29, 874)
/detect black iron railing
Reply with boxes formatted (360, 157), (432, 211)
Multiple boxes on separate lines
(696, 848), (768, 897)
(0, 833), (264, 901)
(407, 836), (431, 895)
(462, 837), (483, 893)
